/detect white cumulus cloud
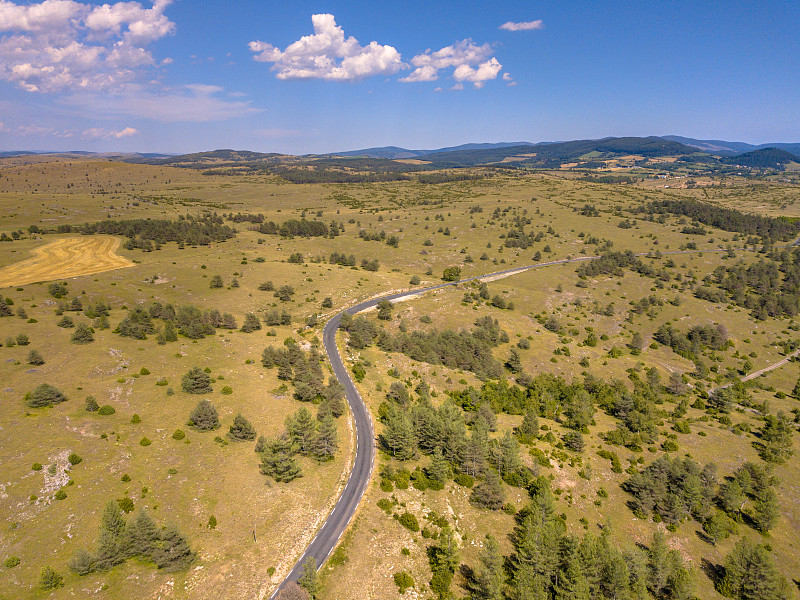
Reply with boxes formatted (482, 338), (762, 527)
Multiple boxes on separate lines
(401, 39), (502, 88)
(499, 19), (544, 31)
(249, 13), (404, 81)
(82, 126), (138, 139)
(0, 0), (174, 93)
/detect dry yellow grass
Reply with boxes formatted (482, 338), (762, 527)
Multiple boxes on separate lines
(0, 236), (134, 288)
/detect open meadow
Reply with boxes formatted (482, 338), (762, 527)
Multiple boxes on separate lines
(0, 157), (798, 599)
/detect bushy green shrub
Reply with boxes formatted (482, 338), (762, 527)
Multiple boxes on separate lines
(397, 512), (420, 532)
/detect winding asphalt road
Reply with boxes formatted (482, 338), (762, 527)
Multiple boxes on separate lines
(266, 257), (598, 598)
(268, 245), (769, 598)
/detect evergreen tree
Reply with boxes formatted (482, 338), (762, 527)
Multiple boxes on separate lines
(151, 524), (196, 572)
(25, 383), (68, 407)
(506, 347), (522, 373)
(757, 412), (794, 463)
(312, 412), (338, 460)
(719, 480), (745, 520)
(720, 537), (790, 600)
(102, 500), (127, 538)
(286, 407), (316, 455)
(752, 488), (779, 532)
(322, 378), (346, 417)
(260, 435), (302, 482)
(792, 374), (800, 399)
(383, 404), (417, 460)
(27, 349), (45, 365)
(428, 446), (452, 484)
(461, 423), (490, 476)
(516, 407), (539, 442)
(123, 510), (159, 559)
(71, 322), (95, 344)
(181, 366), (212, 394)
(298, 557), (321, 598)
(0, 297), (13, 317)
(187, 400), (220, 430)
(376, 300), (393, 320)
(429, 526), (460, 599)
(209, 275), (224, 288)
(39, 566), (64, 589)
(473, 534), (504, 600)
(85, 396), (100, 412)
(470, 469), (505, 510)
(241, 312), (262, 332)
(68, 548), (95, 575)
(228, 414), (257, 441)
(492, 430), (521, 478)
(163, 320), (178, 342)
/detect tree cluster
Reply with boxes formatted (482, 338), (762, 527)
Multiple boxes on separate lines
(77, 214), (236, 250)
(69, 502), (194, 575)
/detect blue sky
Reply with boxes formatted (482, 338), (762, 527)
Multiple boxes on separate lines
(1, 0), (798, 154)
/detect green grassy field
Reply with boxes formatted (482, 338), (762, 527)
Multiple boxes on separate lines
(0, 157), (798, 599)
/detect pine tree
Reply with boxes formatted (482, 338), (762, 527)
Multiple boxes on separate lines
(71, 322), (95, 344)
(286, 407), (316, 455)
(460, 423), (489, 476)
(25, 383), (67, 407)
(228, 414), (257, 441)
(68, 548), (95, 575)
(516, 407), (539, 442)
(429, 526), (460, 599)
(720, 537), (790, 600)
(151, 524), (196, 572)
(752, 488), (779, 532)
(85, 396), (100, 412)
(39, 566), (63, 589)
(27, 349), (45, 365)
(492, 430), (521, 478)
(187, 400), (220, 431)
(181, 366), (212, 394)
(102, 500), (126, 538)
(428, 446), (452, 484)
(123, 510), (159, 559)
(792, 374), (800, 399)
(163, 320), (178, 342)
(298, 557), (321, 598)
(0, 297), (13, 317)
(470, 469), (505, 510)
(473, 534), (504, 600)
(758, 412), (794, 463)
(241, 312), (262, 332)
(383, 405), (417, 460)
(209, 274), (223, 288)
(312, 412), (338, 460)
(260, 435), (302, 482)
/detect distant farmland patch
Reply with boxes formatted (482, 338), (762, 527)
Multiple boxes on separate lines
(0, 236), (134, 288)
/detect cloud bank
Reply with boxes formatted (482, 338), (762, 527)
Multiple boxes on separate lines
(0, 0), (174, 92)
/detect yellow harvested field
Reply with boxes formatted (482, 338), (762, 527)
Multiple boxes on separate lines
(0, 236), (134, 288)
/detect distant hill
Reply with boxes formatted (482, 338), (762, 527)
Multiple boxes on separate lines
(421, 137), (701, 168)
(662, 136), (800, 158)
(661, 136), (756, 155)
(720, 147), (800, 169)
(133, 149), (285, 167)
(329, 141), (534, 160)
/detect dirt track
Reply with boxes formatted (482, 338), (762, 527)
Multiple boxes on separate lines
(0, 236), (134, 288)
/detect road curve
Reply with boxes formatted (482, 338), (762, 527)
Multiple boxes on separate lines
(267, 246), (756, 598)
(266, 255), (602, 598)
